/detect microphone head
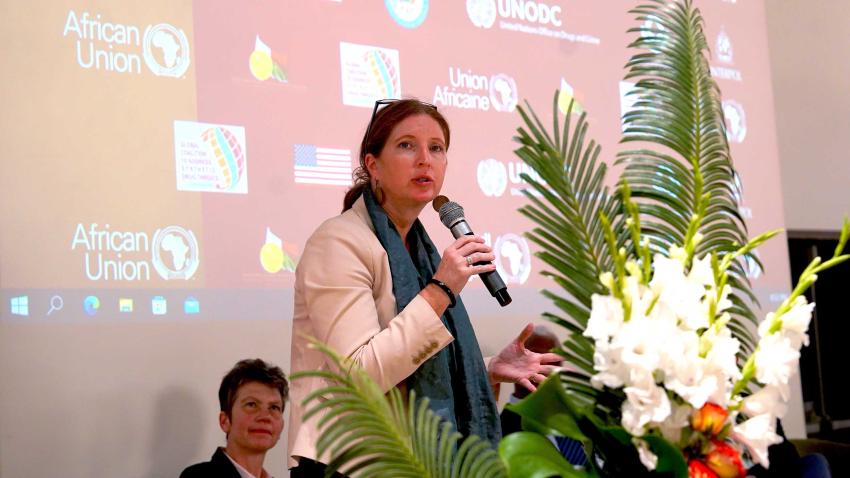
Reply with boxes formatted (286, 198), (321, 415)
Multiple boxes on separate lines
(432, 195), (449, 212)
(437, 199), (465, 229)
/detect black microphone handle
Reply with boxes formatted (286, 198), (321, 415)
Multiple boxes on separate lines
(449, 220), (512, 307)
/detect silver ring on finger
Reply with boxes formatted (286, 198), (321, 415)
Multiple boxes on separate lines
(466, 255), (474, 267)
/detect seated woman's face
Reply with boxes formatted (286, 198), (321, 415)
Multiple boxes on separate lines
(368, 113), (448, 211)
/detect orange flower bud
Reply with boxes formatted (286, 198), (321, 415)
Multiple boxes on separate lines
(688, 459), (719, 478)
(691, 403), (729, 436)
(704, 440), (746, 478)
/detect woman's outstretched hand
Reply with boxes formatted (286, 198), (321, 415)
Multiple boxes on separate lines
(488, 323), (563, 392)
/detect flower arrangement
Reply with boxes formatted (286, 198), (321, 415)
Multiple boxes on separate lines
(571, 196), (848, 476)
(293, 1), (849, 477)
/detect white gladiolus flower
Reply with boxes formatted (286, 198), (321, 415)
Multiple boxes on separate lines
(585, 294), (625, 341)
(732, 414), (782, 467)
(634, 438), (658, 471)
(658, 402), (693, 444)
(741, 385), (787, 420)
(759, 296), (815, 349)
(703, 327), (742, 381)
(591, 343), (627, 389)
(754, 334), (800, 397)
(622, 383), (671, 436)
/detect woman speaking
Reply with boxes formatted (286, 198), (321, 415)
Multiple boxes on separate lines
(288, 99), (560, 477)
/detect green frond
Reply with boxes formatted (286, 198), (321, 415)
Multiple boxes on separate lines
(291, 340), (507, 478)
(616, 0), (757, 348)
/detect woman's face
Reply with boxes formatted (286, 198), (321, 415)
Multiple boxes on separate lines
(366, 113), (448, 213)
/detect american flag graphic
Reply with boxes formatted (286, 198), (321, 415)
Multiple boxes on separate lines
(293, 144), (352, 186)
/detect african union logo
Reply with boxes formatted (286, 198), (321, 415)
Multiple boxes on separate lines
(467, 0), (497, 29)
(477, 159), (507, 197)
(385, 0), (429, 28)
(494, 233), (531, 285)
(201, 127), (246, 191)
(489, 74), (518, 112)
(365, 49), (400, 99)
(143, 23), (191, 77)
(152, 226), (199, 280)
(722, 100), (747, 143)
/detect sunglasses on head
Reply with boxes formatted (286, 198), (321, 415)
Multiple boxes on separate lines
(364, 98), (438, 145)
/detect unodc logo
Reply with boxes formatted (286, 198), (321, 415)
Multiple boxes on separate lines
(385, 0), (429, 29)
(152, 225), (199, 280)
(477, 158), (507, 197)
(466, 0), (497, 29)
(490, 74), (518, 112)
(143, 23), (191, 78)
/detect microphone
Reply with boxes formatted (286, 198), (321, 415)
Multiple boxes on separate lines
(433, 195), (512, 307)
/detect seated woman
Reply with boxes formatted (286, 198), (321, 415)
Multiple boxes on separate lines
(180, 358), (288, 478)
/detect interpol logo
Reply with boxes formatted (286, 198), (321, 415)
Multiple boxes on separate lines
(466, 0), (497, 29)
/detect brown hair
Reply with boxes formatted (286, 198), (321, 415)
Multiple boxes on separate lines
(218, 358), (289, 418)
(342, 99), (451, 211)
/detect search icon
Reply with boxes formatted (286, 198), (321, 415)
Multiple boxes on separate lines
(47, 295), (64, 316)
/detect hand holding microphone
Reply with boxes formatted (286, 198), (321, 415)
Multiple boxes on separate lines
(433, 195), (512, 307)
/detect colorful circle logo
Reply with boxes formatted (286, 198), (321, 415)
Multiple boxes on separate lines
(143, 23), (191, 78)
(83, 295), (100, 316)
(201, 127), (246, 191)
(365, 50), (400, 99)
(385, 0), (429, 29)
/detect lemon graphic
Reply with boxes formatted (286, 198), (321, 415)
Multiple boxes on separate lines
(250, 50), (273, 81)
(260, 241), (284, 273)
(558, 78), (584, 116)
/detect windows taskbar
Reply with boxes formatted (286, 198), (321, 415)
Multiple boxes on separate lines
(0, 289), (294, 322)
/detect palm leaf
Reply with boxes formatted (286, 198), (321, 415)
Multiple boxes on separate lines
(290, 340), (507, 478)
(515, 95), (626, 396)
(617, 0), (758, 349)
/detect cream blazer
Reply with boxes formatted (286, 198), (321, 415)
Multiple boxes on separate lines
(287, 196), (455, 467)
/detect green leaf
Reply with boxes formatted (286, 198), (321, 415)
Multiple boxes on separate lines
(499, 432), (594, 478)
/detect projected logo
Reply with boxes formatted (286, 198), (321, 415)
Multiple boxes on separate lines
(493, 233), (532, 285)
(466, 0), (497, 28)
(152, 226), (199, 280)
(710, 27), (742, 82)
(70, 223), (199, 282)
(477, 159), (508, 197)
(260, 227), (299, 273)
(62, 11), (190, 77)
(385, 0), (429, 28)
(432, 67), (517, 112)
(340, 42), (400, 108)
(618, 80), (638, 132)
(143, 23), (191, 77)
(83, 295), (100, 316)
(465, 0), (599, 44)
(716, 27), (733, 63)
(722, 100), (747, 143)
(558, 78), (584, 115)
(640, 16), (665, 38)
(174, 121), (248, 194)
(249, 35), (288, 82)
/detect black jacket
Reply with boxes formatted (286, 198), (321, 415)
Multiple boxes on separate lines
(179, 447), (241, 478)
